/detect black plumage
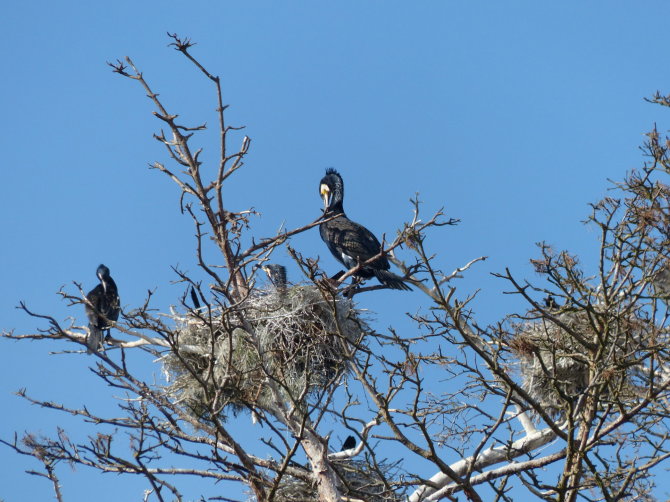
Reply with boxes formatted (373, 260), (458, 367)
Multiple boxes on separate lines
(318, 168), (411, 291)
(189, 285), (202, 311)
(85, 264), (120, 353)
(543, 295), (559, 310)
(263, 264), (288, 291)
(342, 435), (356, 451)
(262, 264), (288, 302)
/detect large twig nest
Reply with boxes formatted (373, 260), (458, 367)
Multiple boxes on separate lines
(162, 284), (368, 418)
(259, 458), (404, 502)
(510, 306), (648, 417)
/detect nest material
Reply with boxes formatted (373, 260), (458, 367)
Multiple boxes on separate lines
(652, 265), (670, 299)
(511, 307), (645, 417)
(162, 285), (368, 418)
(266, 458), (404, 502)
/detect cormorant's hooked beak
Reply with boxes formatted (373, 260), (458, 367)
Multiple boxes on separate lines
(98, 273), (108, 294)
(320, 184), (331, 211)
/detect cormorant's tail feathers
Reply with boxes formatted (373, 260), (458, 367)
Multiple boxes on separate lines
(86, 325), (104, 354)
(374, 270), (412, 291)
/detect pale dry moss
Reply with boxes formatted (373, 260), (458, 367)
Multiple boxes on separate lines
(263, 458), (404, 502)
(511, 306), (648, 417)
(162, 285), (368, 419)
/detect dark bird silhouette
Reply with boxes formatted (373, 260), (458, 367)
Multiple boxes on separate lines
(189, 285), (202, 311)
(543, 295), (560, 310)
(318, 168), (411, 291)
(85, 264), (120, 353)
(262, 264), (289, 305)
(342, 435), (356, 451)
(262, 264), (288, 294)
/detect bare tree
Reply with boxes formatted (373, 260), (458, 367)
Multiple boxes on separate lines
(4, 34), (670, 501)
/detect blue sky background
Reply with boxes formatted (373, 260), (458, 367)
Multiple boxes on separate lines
(2, 2), (670, 500)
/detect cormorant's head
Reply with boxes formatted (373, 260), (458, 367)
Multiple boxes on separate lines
(262, 264), (287, 291)
(319, 168), (344, 212)
(96, 264), (111, 292)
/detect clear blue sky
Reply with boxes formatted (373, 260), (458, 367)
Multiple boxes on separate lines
(2, 2), (670, 500)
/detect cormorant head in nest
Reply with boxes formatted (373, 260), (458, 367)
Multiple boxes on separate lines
(262, 264), (288, 292)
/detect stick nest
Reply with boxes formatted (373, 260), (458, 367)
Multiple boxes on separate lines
(263, 458), (404, 502)
(510, 306), (648, 417)
(162, 285), (368, 418)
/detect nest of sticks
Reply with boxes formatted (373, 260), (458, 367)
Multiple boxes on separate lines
(510, 305), (648, 417)
(266, 458), (404, 502)
(162, 283), (368, 419)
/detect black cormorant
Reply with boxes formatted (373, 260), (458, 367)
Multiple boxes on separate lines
(543, 295), (559, 310)
(318, 168), (411, 291)
(263, 264), (287, 289)
(189, 285), (202, 311)
(262, 264), (288, 297)
(85, 264), (120, 353)
(342, 435), (356, 451)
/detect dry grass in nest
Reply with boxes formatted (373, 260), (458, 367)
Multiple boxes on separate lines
(261, 458), (404, 502)
(161, 285), (368, 419)
(511, 307), (647, 417)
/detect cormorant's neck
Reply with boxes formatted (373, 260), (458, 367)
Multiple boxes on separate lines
(104, 277), (118, 293)
(325, 201), (345, 216)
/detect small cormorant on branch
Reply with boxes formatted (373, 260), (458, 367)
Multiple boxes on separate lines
(318, 168), (411, 291)
(341, 435), (356, 451)
(189, 285), (201, 311)
(85, 264), (120, 353)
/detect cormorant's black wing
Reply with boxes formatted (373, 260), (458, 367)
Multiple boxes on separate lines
(320, 214), (411, 290)
(319, 214), (389, 272)
(85, 284), (106, 353)
(100, 280), (120, 324)
(85, 284), (105, 328)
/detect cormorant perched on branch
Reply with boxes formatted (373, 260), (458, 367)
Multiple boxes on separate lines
(189, 285), (201, 311)
(318, 168), (411, 291)
(85, 264), (120, 353)
(543, 295), (560, 310)
(341, 435), (356, 451)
